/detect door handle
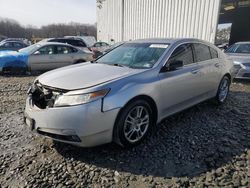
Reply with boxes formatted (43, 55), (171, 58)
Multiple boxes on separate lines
(191, 69), (199, 74)
(215, 63), (220, 68)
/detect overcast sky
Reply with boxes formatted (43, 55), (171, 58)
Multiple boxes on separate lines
(0, 0), (96, 27)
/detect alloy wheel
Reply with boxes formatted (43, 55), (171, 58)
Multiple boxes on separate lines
(123, 106), (150, 143)
(218, 78), (229, 102)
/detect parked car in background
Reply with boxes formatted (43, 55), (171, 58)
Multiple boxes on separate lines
(216, 43), (229, 51)
(24, 38), (233, 148)
(92, 42), (124, 59)
(90, 42), (110, 59)
(0, 42), (93, 73)
(91, 42), (110, 52)
(47, 38), (89, 51)
(64, 36), (96, 47)
(2, 38), (30, 45)
(225, 42), (250, 79)
(0, 41), (28, 51)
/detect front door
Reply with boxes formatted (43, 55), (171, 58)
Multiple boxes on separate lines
(158, 43), (204, 118)
(28, 45), (57, 71)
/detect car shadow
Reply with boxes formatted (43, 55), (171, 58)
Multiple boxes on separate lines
(54, 90), (249, 178)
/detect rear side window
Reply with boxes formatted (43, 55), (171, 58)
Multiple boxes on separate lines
(193, 43), (211, 62)
(76, 41), (86, 47)
(71, 47), (78, 53)
(68, 40), (86, 47)
(56, 46), (78, 54)
(56, 46), (71, 54)
(13, 42), (23, 48)
(168, 43), (194, 66)
(210, 47), (218, 59)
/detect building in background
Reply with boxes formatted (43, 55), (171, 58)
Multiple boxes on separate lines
(97, 0), (250, 45)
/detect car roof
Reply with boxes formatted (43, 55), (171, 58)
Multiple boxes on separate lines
(38, 42), (74, 47)
(2, 40), (25, 43)
(235, 41), (250, 44)
(129, 38), (209, 45)
(50, 38), (82, 41)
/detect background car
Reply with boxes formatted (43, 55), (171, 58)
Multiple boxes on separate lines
(0, 42), (93, 73)
(47, 38), (88, 51)
(92, 42), (124, 59)
(225, 42), (250, 79)
(91, 42), (110, 52)
(64, 36), (96, 47)
(1, 38), (30, 45)
(216, 43), (229, 51)
(0, 41), (28, 51)
(24, 38), (233, 148)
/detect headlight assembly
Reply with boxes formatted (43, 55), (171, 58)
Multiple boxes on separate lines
(54, 89), (110, 107)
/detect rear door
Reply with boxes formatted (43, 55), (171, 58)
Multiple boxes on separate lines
(193, 43), (221, 96)
(158, 43), (204, 117)
(53, 45), (75, 68)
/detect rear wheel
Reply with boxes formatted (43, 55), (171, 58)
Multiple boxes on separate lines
(215, 76), (230, 104)
(114, 100), (154, 147)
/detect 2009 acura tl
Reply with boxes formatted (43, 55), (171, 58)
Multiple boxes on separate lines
(24, 38), (234, 147)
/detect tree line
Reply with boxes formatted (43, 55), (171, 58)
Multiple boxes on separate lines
(0, 18), (97, 40)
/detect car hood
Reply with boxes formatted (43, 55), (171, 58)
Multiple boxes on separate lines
(226, 53), (250, 64)
(38, 63), (143, 90)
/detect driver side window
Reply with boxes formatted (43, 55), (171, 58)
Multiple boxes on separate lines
(36, 46), (55, 55)
(168, 43), (194, 66)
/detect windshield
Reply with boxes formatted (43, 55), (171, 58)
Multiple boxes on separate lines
(19, 43), (42, 54)
(225, 43), (250, 54)
(97, 43), (168, 69)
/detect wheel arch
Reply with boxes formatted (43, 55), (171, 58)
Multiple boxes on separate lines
(112, 94), (158, 146)
(115, 95), (158, 127)
(224, 73), (231, 82)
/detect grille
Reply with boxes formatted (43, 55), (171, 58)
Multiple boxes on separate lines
(29, 82), (66, 109)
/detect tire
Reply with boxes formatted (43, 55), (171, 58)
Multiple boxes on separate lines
(214, 76), (230, 104)
(113, 100), (154, 148)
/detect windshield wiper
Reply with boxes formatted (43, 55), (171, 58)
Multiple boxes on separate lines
(112, 63), (129, 68)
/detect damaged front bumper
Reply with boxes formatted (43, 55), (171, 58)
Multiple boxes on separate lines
(24, 95), (120, 147)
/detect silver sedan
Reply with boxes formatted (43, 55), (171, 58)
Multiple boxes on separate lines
(225, 42), (250, 79)
(24, 38), (234, 148)
(20, 42), (93, 72)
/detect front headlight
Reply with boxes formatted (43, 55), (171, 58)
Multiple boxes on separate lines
(54, 89), (110, 107)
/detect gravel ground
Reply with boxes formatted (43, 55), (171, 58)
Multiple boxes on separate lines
(0, 75), (249, 188)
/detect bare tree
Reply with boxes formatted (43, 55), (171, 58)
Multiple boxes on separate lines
(0, 18), (97, 40)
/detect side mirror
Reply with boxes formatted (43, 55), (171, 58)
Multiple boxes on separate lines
(161, 60), (184, 72)
(34, 51), (40, 55)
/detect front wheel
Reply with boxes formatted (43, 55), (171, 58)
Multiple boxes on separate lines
(215, 76), (230, 104)
(113, 100), (154, 147)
